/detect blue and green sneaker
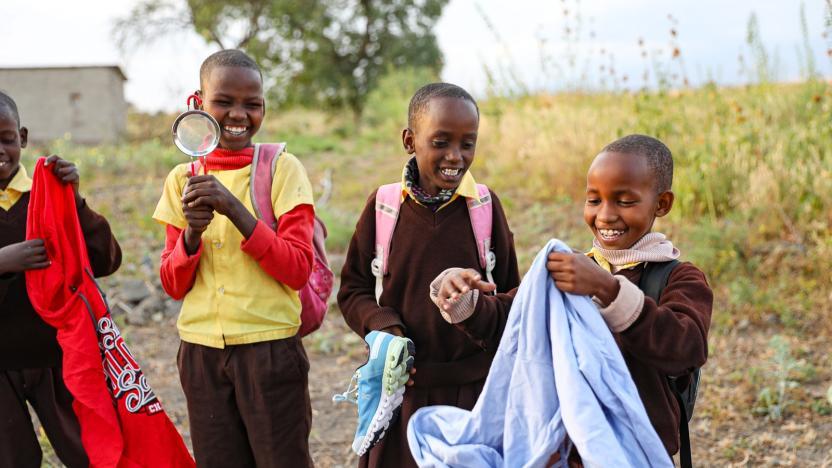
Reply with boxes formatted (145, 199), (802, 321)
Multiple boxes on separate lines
(332, 330), (415, 456)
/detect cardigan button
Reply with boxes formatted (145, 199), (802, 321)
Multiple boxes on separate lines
(70, 286), (77, 292)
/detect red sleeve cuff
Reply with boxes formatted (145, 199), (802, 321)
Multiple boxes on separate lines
(174, 231), (203, 264)
(240, 220), (273, 259)
(159, 225), (203, 300)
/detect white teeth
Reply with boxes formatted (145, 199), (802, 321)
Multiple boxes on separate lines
(224, 126), (247, 135)
(599, 229), (625, 239)
(441, 168), (460, 176)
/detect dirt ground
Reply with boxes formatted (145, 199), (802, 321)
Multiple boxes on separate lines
(38, 310), (832, 467)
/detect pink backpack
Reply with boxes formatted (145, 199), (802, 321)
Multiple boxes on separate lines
(371, 183), (496, 302)
(249, 143), (333, 336)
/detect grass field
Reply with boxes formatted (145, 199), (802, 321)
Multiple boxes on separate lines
(29, 79), (832, 465)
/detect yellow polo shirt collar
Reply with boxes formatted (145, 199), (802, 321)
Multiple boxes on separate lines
(587, 248), (642, 273)
(0, 165), (32, 211)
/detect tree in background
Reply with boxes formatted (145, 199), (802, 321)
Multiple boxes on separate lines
(115, 0), (447, 117)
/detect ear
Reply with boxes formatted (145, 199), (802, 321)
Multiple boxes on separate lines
(19, 126), (28, 148)
(401, 128), (415, 154)
(655, 190), (674, 217)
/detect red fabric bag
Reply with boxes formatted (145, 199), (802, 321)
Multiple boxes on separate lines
(25, 158), (194, 468)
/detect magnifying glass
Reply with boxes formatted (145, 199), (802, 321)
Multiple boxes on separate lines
(172, 95), (220, 176)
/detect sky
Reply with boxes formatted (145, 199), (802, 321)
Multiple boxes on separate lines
(2, 0), (830, 112)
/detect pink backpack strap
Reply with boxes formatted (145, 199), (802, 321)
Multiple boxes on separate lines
(250, 143), (286, 230)
(467, 184), (497, 289)
(372, 183), (403, 303)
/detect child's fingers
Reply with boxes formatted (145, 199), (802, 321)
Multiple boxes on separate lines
(21, 239), (45, 248)
(187, 175), (214, 184)
(448, 275), (471, 298)
(475, 280), (497, 292)
(26, 260), (51, 270)
(43, 154), (60, 166)
(26, 245), (46, 257)
(56, 165), (80, 184)
(184, 210), (214, 220)
(184, 204), (214, 214)
(550, 271), (573, 282)
(184, 194), (219, 209)
(28, 253), (49, 264)
(547, 251), (573, 262)
(182, 187), (222, 204)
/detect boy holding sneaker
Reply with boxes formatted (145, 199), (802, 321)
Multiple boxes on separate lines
(336, 83), (520, 467)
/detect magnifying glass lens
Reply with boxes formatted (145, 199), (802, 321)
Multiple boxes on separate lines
(172, 111), (220, 158)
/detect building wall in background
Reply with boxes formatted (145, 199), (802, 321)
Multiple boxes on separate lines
(0, 66), (127, 144)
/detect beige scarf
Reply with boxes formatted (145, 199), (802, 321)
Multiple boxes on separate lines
(589, 232), (680, 273)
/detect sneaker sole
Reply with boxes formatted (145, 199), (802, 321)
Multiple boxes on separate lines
(354, 337), (415, 456)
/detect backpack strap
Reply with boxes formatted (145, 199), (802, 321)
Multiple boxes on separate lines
(639, 260), (695, 468)
(466, 184), (496, 289)
(249, 143), (286, 230)
(638, 260), (680, 303)
(372, 183), (403, 303)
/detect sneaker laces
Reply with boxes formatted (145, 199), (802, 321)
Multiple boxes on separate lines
(332, 371), (360, 404)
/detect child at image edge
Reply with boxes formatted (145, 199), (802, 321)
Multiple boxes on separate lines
(436, 134), (713, 463)
(153, 50), (315, 467)
(0, 90), (122, 468)
(337, 82), (521, 468)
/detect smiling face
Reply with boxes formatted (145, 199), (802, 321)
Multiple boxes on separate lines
(0, 110), (27, 190)
(584, 151), (674, 249)
(200, 65), (265, 151)
(402, 96), (479, 195)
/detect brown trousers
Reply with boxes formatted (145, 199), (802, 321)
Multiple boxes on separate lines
(0, 367), (88, 468)
(178, 335), (313, 468)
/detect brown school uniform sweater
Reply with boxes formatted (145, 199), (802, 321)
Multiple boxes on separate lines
(611, 261), (712, 456)
(0, 193), (122, 370)
(338, 189), (520, 468)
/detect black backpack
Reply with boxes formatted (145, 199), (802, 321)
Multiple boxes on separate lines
(639, 260), (700, 468)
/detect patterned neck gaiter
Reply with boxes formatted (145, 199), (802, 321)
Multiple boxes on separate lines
(403, 157), (456, 211)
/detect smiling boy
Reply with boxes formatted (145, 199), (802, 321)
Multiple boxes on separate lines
(153, 50), (315, 467)
(337, 83), (520, 467)
(0, 91), (122, 468)
(436, 134), (712, 460)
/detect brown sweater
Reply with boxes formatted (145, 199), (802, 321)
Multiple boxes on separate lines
(338, 189), (520, 467)
(0, 193), (122, 370)
(611, 261), (712, 455)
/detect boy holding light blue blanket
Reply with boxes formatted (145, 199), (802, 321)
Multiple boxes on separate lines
(423, 135), (713, 466)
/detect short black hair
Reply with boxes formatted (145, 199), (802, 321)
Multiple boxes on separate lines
(199, 49), (262, 89)
(603, 134), (673, 193)
(408, 82), (479, 128)
(0, 90), (20, 126)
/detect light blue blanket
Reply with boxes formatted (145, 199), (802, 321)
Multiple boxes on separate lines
(407, 240), (673, 468)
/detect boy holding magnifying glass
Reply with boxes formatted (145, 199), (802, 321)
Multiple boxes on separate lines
(153, 50), (315, 467)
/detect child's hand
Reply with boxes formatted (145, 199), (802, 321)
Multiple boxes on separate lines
(181, 175), (241, 217)
(0, 239), (49, 274)
(546, 252), (619, 306)
(181, 203), (214, 255)
(183, 203), (214, 233)
(435, 268), (495, 311)
(381, 326), (417, 386)
(44, 155), (81, 204)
